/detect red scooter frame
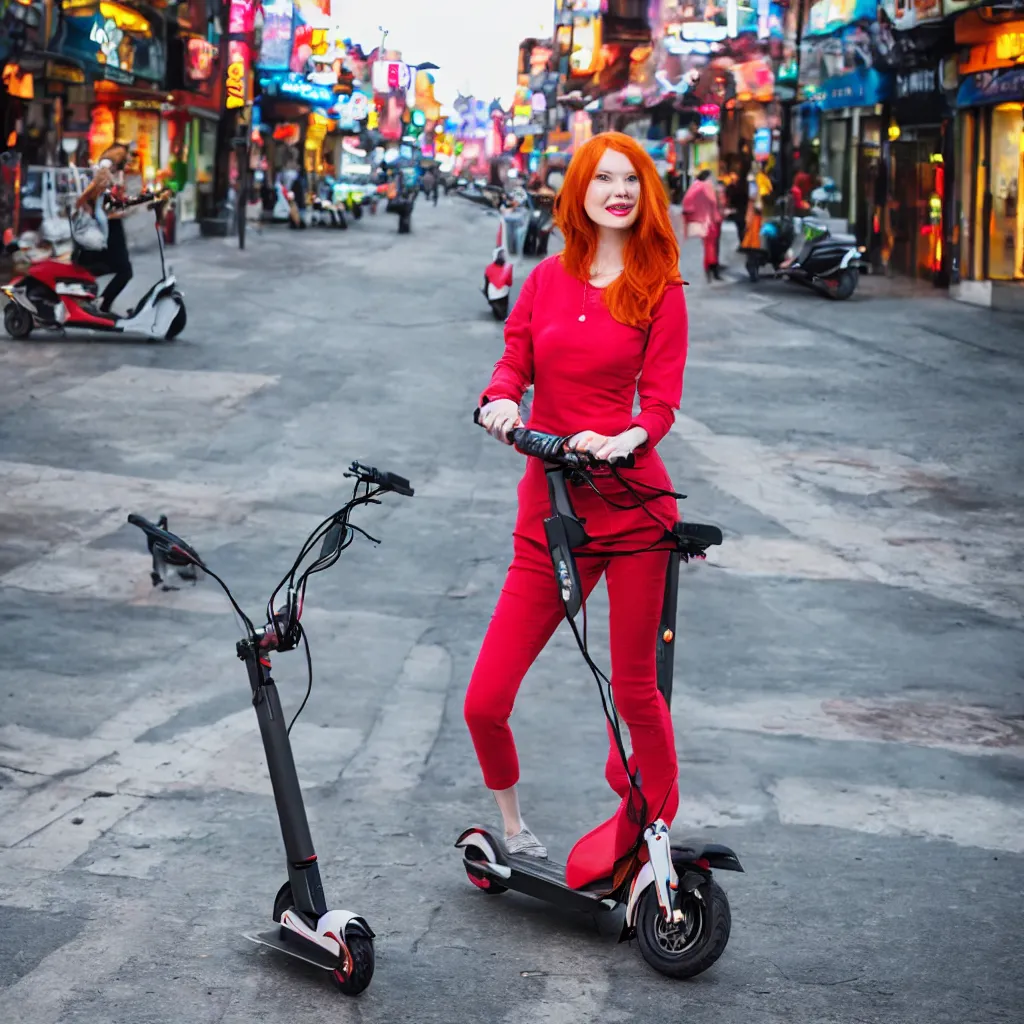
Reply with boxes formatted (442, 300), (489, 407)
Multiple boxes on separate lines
(2, 207), (186, 341)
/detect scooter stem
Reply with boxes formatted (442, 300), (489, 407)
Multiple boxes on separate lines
(644, 820), (682, 924)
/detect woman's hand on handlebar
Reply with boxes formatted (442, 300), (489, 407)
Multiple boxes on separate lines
(479, 399), (522, 445)
(567, 426), (648, 464)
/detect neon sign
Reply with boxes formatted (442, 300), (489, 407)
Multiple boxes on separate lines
(225, 0), (253, 110)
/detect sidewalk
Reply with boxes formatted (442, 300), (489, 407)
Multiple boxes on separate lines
(695, 219), (1024, 353)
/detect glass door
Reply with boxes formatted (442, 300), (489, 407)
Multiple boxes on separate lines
(988, 103), (1024, 281)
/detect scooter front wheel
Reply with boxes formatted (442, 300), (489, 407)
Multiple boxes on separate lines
(635, 879), (731, 979)
(4, 302), (33, 339)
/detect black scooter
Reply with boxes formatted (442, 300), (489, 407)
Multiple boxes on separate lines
(128, 461), (414, 997)
(457, 418), (743, 979)
(522, 193), (555, 257)
(745, 201), (864, 299)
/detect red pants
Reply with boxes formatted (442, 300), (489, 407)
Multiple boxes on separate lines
(464, 468), (680, 888)
(703, 219), (721, 272)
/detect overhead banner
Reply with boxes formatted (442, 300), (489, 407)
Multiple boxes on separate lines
(258, 0), (295, 70)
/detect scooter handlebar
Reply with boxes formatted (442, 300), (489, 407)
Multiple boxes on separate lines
(473, 408), (635, 470)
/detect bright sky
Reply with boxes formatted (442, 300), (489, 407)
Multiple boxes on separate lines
(336, 0), (554, 109)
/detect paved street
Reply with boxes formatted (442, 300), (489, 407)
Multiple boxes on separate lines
(1, 197), (1022, 1024)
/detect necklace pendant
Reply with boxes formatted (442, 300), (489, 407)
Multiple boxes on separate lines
(578, 314), (586, 322)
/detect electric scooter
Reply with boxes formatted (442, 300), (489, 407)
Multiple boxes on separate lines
(2, 200), (186, 341)
(127, 461), (415, 997)
(456, 416), (742, 979)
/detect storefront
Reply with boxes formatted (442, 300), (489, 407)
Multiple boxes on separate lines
(887, 66), (954, 283)
(798, 0), (890, 244)
(953, 13), (1024, 306)
(818, 69), (890, 246)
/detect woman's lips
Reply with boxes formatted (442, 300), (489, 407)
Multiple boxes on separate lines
(605, 204), (634, 216)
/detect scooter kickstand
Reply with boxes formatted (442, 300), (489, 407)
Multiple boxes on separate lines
(644, 820), (683, 924)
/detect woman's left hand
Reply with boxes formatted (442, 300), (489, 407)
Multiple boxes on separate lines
(566, 426), (648, 463)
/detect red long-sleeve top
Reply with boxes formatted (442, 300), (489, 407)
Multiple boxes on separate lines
(481, 255), (689, 541)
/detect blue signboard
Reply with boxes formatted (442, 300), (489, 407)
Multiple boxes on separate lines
(259, 72), (335, 108)
(805, 0), (877, 36)
(819, 68), (891, 110)
(753, 126), (772, 159)
(957, 67), (1024, 108)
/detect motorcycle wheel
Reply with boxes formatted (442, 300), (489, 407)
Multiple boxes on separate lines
(828, 268), (857, 300)
(4, 302), (33, 339)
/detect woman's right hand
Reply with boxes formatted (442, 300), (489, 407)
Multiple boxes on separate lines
(478, 399), (522, 445)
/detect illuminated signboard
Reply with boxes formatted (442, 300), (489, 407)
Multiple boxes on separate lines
(225, 0), (253, 110)
(371, 60), (412, 93)
(186, 37), (216, 81)
(261, 73), (335, 106)
(996, 29), (1024, 62)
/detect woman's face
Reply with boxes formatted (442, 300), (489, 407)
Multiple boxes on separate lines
(584, 148), (640, 231)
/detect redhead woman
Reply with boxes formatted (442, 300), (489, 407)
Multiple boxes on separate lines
(466, 132), (688, 890)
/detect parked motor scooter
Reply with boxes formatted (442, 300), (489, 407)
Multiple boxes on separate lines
(522, 192), (555, 257)
(744, 196), (865, 300)
(482, 246), (513, 320)
(2, 198), (186, 341)
(309, 193), (347, 229)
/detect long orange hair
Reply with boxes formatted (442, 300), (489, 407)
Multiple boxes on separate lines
(554, 132), (680, 328)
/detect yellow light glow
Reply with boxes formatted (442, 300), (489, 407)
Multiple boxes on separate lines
(888, 123), (901, 142)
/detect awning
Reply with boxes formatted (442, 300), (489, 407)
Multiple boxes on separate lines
(957, 65), (1024, 108)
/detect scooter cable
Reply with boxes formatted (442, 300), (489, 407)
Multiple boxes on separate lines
(286, 623), (315, 736)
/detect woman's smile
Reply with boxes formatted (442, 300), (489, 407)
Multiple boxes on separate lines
(605, 202), (635, 216)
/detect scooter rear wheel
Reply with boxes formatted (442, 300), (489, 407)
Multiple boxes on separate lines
(635, 879), (731, 979)
(166, 297), (186, 340)
(828, 268), (857, 300)
(4, 303), (33, 339)
(463, 845), (507, 895)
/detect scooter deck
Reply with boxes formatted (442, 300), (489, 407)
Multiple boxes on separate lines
(478, 853), (620, 914)
(243, 928), (337, 971)
(461, 828), (621, 914)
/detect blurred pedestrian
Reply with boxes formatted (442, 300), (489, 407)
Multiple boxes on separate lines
(682, 170), (724, 282)
(740, 168), (765, 252)
(422, 167), (438, 205)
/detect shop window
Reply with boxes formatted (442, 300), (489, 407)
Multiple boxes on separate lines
(823, 118), (848, 219)
(988, 103), (1023, 282)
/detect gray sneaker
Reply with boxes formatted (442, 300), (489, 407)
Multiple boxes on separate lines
(505, 826), (548, 859)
